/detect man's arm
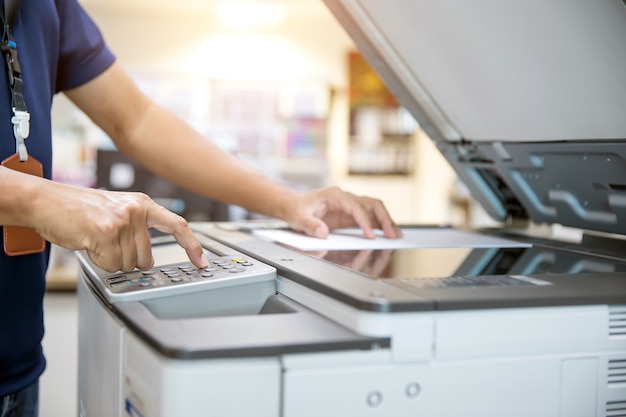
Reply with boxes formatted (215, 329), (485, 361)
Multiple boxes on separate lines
(64, 62), (401, 239)
(65, 62), (298, 223)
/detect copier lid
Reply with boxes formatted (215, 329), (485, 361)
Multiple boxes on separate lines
(323, 0), (626, 235)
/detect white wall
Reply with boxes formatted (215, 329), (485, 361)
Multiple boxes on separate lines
(81, 2), (353, 84)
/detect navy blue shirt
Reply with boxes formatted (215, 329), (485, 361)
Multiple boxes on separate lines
(0, 0), (115, 396)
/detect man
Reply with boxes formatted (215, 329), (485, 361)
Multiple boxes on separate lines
(0, 0), (401, 415)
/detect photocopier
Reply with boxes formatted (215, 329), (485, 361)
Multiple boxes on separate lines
(77, 1), (626, 416)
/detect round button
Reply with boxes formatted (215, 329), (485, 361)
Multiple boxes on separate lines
(230, 268), (245, 273)
(366, 391), (383, 408)
(142, 270), (156, 275)
(406, 383), (421, 399)
(204, 267), (218, 272)
(140, 282), (152, 287)
(221, 264), (235, 269)
(170, 277), (183, 282)
(202, 273), (214, 278)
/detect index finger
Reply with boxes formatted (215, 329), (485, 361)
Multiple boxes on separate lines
(336, 195), (376, 239)
(369, 200), (403, 239)
(146, 203), (208, 268)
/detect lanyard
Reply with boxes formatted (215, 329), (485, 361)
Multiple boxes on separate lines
(0, 0), (30, 162)
(0, 0), (46, 257)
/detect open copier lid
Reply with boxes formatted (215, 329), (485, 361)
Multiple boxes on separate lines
(322, 0), (626, 236)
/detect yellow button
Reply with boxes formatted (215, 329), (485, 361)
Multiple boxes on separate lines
(231, 256), (243, 262)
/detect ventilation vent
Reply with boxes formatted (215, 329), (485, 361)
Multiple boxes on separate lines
(609, 306), (626, 338)
(609, 360), (626, 386)
(606, 400), (626, 417)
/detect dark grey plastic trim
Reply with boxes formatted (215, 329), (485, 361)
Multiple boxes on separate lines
(196, 225), (626, 313)
(112, 294), (390, 360)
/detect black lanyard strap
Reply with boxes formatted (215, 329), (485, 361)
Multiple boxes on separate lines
(1, 0), (29, 161)
(1, 0), (24, 109)
(2, 0), (21, 27)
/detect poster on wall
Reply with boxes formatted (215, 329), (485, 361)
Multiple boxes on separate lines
(348, 51), (399, 109)
(347, 51), (417, 175)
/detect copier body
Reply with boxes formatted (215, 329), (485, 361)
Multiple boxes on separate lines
(77, 224), (626, 417)
(77, 1), (626, 416)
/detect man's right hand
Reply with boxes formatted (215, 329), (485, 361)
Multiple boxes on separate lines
(31, 179), (208, 272)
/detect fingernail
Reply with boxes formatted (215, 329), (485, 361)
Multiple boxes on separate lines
(200, 253), (209, 268)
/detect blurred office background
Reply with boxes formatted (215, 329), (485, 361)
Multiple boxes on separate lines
(42, 1), (487, 416)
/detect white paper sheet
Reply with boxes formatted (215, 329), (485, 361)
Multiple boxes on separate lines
(252, 228), (531, 251)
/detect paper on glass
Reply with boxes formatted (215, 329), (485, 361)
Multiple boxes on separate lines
(252, 228), (531, 251)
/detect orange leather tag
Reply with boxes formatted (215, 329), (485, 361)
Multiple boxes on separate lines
(2, 153), (46, 256)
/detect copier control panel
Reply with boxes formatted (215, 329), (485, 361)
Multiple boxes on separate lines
(81, 238), (277, 303)
(108, 255), (266, 289)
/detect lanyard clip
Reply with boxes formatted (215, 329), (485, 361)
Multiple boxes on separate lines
(11, 109), (29, 161)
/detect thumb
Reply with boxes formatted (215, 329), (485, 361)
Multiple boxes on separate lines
(299, 217), (329, 239)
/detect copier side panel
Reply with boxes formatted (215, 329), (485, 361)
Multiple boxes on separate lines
(283, 356), (562, 417)
(282, 353), (618, 417)
(281, 342), (619, 417)
(77, 275), (125, 417)
(278, 277), (626, 417)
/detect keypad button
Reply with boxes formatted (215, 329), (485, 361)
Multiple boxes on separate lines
(170, 277), (183, 282)
(202, 273), (214, 278)
(106, 275), (126, 283)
